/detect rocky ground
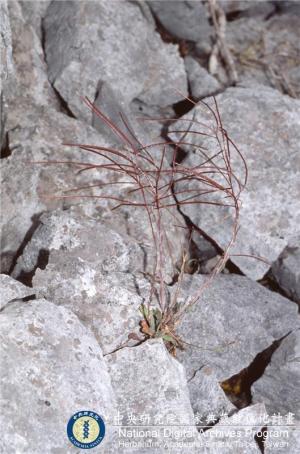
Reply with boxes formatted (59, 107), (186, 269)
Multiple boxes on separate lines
(1, 1), (300, 453)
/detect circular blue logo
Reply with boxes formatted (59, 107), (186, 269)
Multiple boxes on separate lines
(67, 411), (105, 449)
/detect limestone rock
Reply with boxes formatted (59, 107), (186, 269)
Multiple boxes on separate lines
(272, 235), (300, 303)
(0, 274), (34, 310)
(147, 0), (211, 43)
(19, 0), (52, 40)
(198, 404), (265, 454)
(44, 0), (187, 122)
(169, 86), (300, 279)
(0, 0), (13, 84)
(12, 208), (144, 281)
(34, 265), (148, 355)
(188, 365), (235, 424)
(0, 107), (114, 273)
(6, 0), (57, 111)
(219, 0), (275, 17)
(11, 207), (150, 354)
(265, 422), (300, 454)
(0, 298), (117, 453)
(252, 329), (300, 419)
(184, 56), (221, 99)
(174, 274), (299, 381)
(106, 339), (198, 452)
(226, 14), (300, 96)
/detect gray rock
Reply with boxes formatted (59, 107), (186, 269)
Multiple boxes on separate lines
(12, 207), (144, 280)
(252, 330), (300, 419)
(6, 0), (58, 110)
(10, 207), (151, 354)
(265, 422), (300, 454)
(174, 274), (299, 381)
(147, 0), (212, 43)
(272, 235), (300, 303)
(2, 97), (185, 279)
(275, 0), (300, 15)
(226, 14), (300, 95)
(106, 339), (198, 452)
(198, 403), (265, 454)
(0, 274), (34, 310)
(19, 0), (52, 40)
(219, 0), (275, 17)
(190, 230), (218, 264)
(44, 0), (187, 122)
(34, 264), (148, 355)
(169, 86), (300, 280)
(0, 106), (115, 273)
(188, 365), (235, 424)
(184, 56), (221, 99)
(92, 80), (164, 149)
(0, 298), (117, 453)
(0, 0), (13, 83)
(0, 0), (14, 150)
(289, 65), (300, 98)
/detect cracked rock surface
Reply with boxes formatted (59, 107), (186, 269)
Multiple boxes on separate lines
(169, 86), (300, 280)
(187, 365), (235, 424)
(43, 0), (187, 122)
(0, 274), (34, 310)
(1, 110), (117, 273)
(1, 1), (300, 453)
(272, 235), (300, 303)
(198, 403), (266, 454)
(175, 274), (300, 381)
(106, 339), (198, 453)
(252, 329), (300, 419)
(0, 296), (117, 453)
(147, 0), (212, 44)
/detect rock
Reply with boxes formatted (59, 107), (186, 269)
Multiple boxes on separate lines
(252, 330), (300, 419)
(190, 230), (218, 265)
(198, 403), (265, 454)
(0, 0), (13, 84)
(12, 207), (144, 281)
(0, 106), (116, 273)
(90, 81), (187, 280)
(0, 298), (117, 453)
(288, 65), (300, 98)
(34, 265), (148, 355)
(169, 86), (300, 280)
(10, 207), (150, 354)
(19, 0), (52, 40)
(0, 274), (34, 310)
(6, 0), (58, 111)
(147, 0), (211, 43)
(2, 97), (185, 278)
(0, 0), (14, 150)
(272, 235), (300, 303)
(226, 14), (300, 95)
(44, 0), (187, 122)
(264, 422), (300, 454)
(174, 274), (299, 381)
(106, 339), (198, 451)
(219, 0), (275, 17)
(188, 365), (235, 424)
(184, 56), (221, 99)
(92, 80), (163, 148)
(1, 3), (71, 270)
(275, 0), (300, 15)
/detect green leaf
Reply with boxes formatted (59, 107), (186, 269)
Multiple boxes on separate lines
(153, 309), (162, 327)
(139, 304), (148, 319)
(163, 334), (178, 346)
(149, 311), (156, 332)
